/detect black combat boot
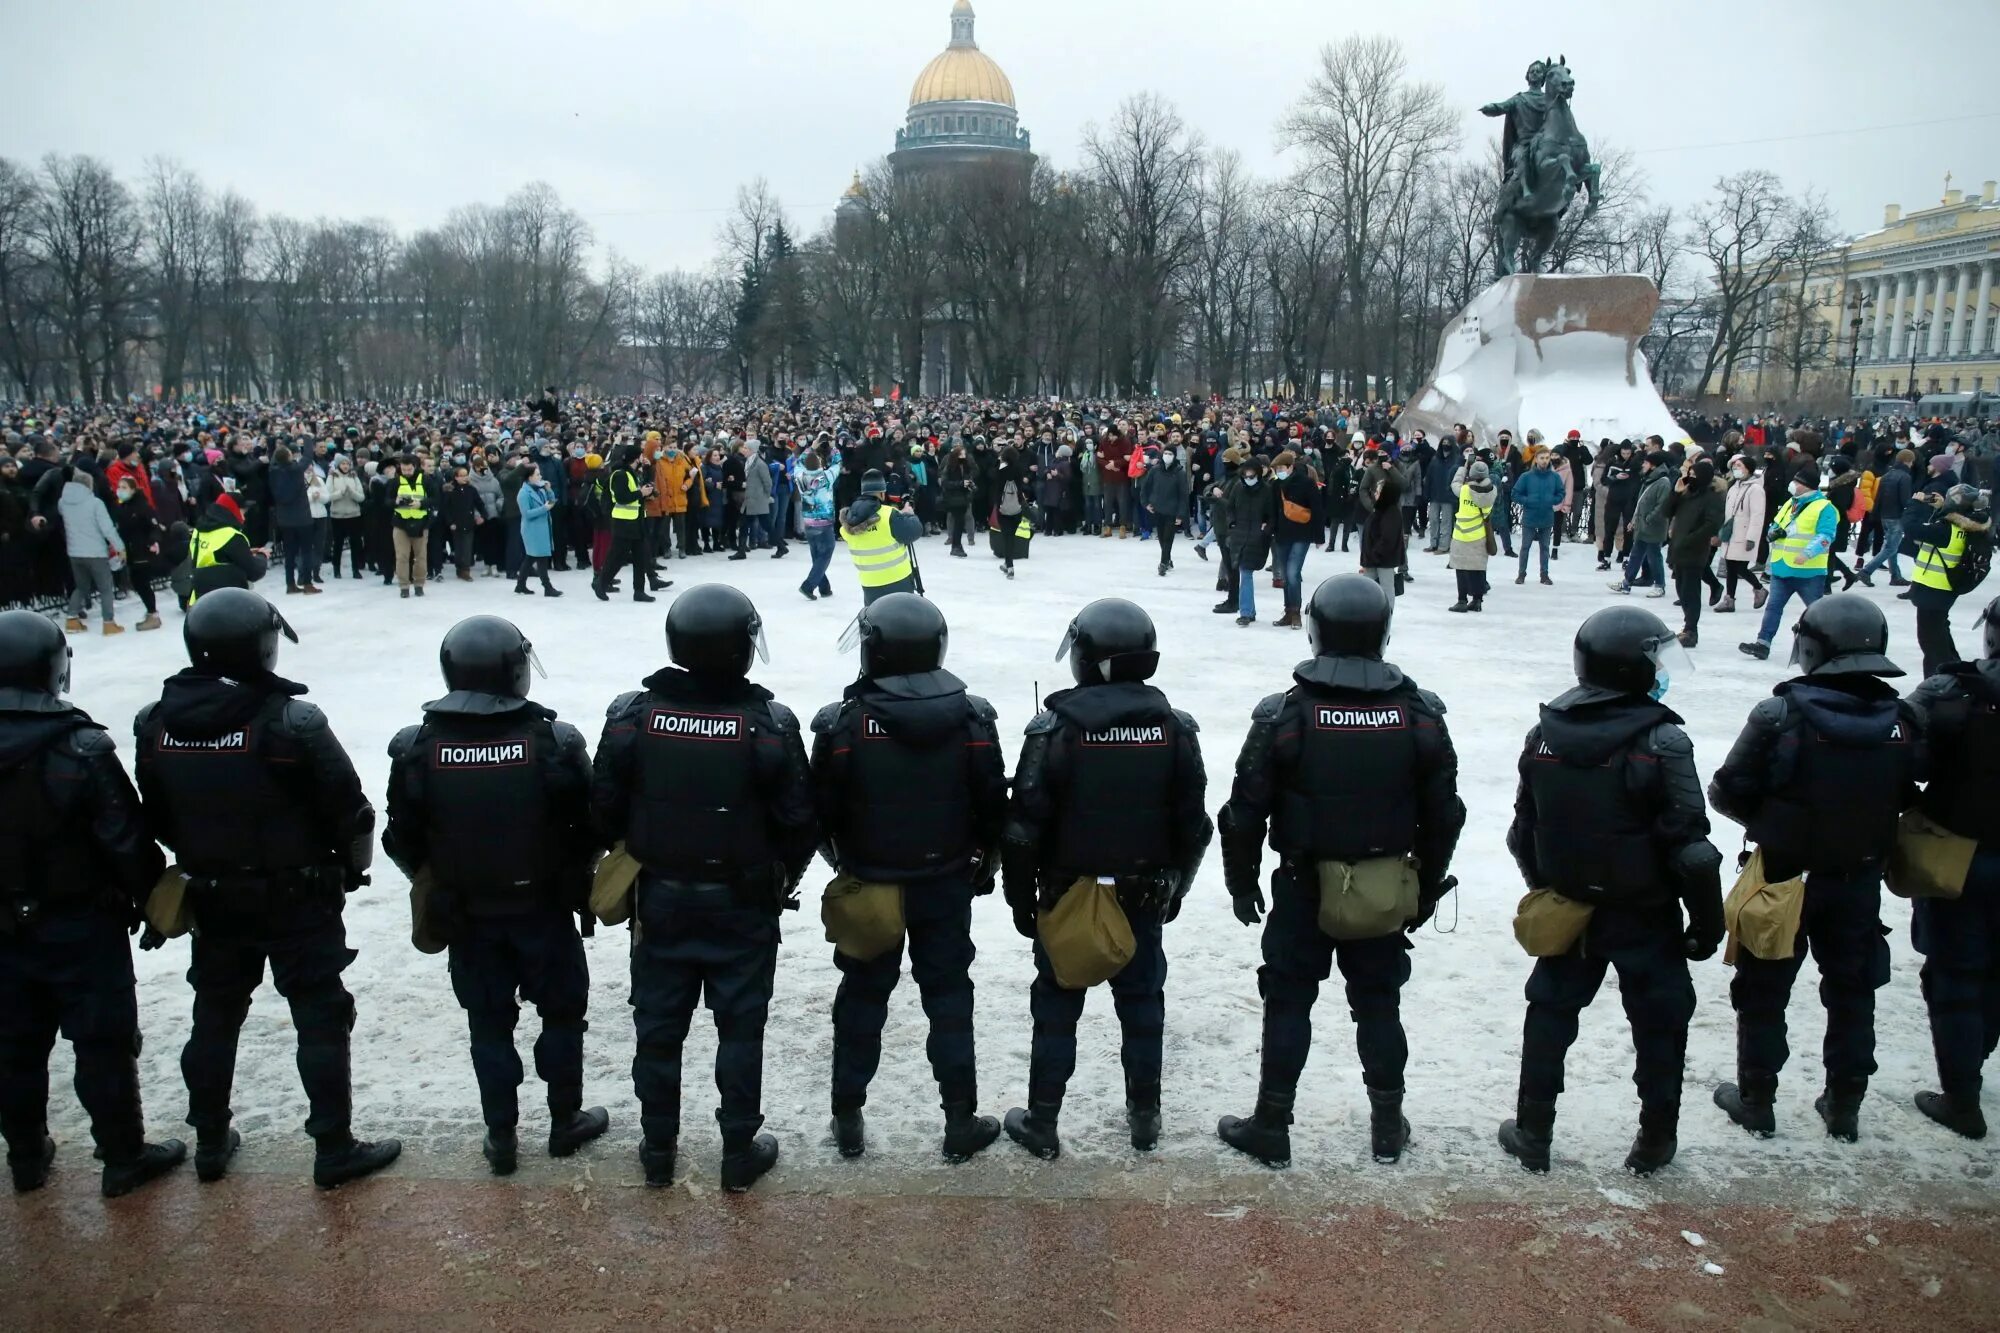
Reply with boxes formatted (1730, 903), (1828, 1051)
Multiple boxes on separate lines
(1003, 1101), (1062, 1160)
(831, 1107), (866, 1159)
(940, 1102), (1000, 1163)
(8, 1134), (56, 1193)
(483, 1127), (517, 1177)
(1217, 1089), (1293, 1168)
(719, 1132), (779, 1192)
(1712, 1076), (1777, 1137)
(1126, 1080), (1162, 1152)
(1368, 1087), (1411, 1164)
(549, 1107), (609, 1158)
(194, 1127), (241, 1182)
(312, 1136), (402, 1189)
(1498, 1096), (1556, 1173)
(640, 1138), (676, 1187)
(1815, 1079), (1865, 1143)
(101, 1139), (187, 1198)
(1915, 1090), (1988, 1140)
(1624, 1101), (1679, 1176)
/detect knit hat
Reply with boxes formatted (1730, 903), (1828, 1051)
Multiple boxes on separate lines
(1792, 462), (1821, 490)
(1468, 461), (1490, 483)
(861, 470), (887, 496)
(1930, 453), (1957, 476)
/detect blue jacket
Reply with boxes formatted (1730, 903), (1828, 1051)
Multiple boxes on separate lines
(796, 461), (838, 525)
(1512, 467), (1566, 528)
(1425, 445), (1461, 503)
(1769, 488), (1839, 578)
(535, 453), (567, 501)
(518, 480), (556, 558)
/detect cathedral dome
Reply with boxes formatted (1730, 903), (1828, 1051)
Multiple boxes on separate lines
(908, 2), (1014, 108)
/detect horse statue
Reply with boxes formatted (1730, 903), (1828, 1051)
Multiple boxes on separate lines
(1485, 58), (1600, 279)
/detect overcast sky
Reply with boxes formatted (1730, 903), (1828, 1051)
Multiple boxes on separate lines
(9, 0), (1994, 274)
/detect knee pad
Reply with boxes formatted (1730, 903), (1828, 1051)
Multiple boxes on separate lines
(713, 1012), (767, 1044)
(293, 985), (356, 1042)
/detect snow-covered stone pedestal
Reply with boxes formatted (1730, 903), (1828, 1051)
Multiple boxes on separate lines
(1396, 273), (1686, 450)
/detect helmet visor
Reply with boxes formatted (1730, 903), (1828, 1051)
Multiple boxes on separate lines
(836, 612), (862, 655)
(1647, 632), (1694, 697)
(1054, 620), (1080, 664)
(750, 618), (770, 666)
(524, 640), (548, 681)
(272, 606), (301, 646)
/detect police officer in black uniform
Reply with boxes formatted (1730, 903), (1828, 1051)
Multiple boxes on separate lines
(135, 589), (399, 1189)
(810, 594), (1008, 1162)
(384, 616), (607, 1176)
(0, 611), (186, 1197)
(1215, 575), (1466, 1167)
(591, 586), (815, 1191)
(1500, 605), (1724, 1176)
(1709, 593), (1923, 1143)
(1906, 595), (2000, 1140)
(1000, 597), (1212, 1159)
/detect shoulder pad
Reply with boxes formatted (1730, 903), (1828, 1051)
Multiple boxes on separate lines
(1251, 692), (1288, 722)
(387, 724), (424, 760)
(1171, 708), (1201, 735)
(966, 693), (999, 724)
(551, 720), (588, 750)
(276, 699), (329, 736)
(810, 701), (846, 735)
(134, 701), (157, 736)
(1749, 696), (1791, 730)
(1645, 722), (1695, 758)
(765, 701), (801, 734)
(606, 690), (645, 720)
(66, 725), (117, 757)
(1024, 709), (1060, 737)
(1412, 688), (1448, 719)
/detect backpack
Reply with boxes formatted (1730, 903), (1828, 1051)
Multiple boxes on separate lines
(1948, 524), (1993, 595)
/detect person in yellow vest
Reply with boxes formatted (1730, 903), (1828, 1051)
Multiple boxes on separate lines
(388, 455), (437, 599)
(840, 470), (924, 605)
(1905, 483), (1994, 677)
(188, 492), (268, 606)
(592, 445), (666, 603)
(1739, 462), (1837, 661)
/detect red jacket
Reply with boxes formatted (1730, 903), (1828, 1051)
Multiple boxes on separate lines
(1097, 436), (1133, 480)
(107, 457), (154, 507)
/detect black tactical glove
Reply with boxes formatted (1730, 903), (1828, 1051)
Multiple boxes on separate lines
(138, 925), (167, 951)
(1011, 901), (1038, 941)
(971, 853), (1000, 897)
(1231, 888), (1265, 927)
(1683, 927), (1722, 962)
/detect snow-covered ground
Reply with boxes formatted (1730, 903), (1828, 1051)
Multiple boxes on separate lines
(40, 532), (2000, 1210)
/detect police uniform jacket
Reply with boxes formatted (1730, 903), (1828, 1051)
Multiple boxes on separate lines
(1218, 655), (1464, 907)
(189, 503), (268, 599)
(0, 687), (163, 920)
(384, 691), (596, 920)
(810, 670), (1008, 887)
(591, 667), (816, 901)
(1907, 657), (2000, 845)
(1508, 685), (1723, 926)
(1001, 680), (1212, 918)
(1710, 675), (1925, 882)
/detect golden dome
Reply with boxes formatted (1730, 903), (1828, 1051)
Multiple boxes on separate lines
(909, 2), (1014, 108)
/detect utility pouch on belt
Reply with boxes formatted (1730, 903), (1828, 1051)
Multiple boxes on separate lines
(821, 874), (906, 961)
(590, 842), (641, 926)
(1723, 847), (1805, 963)
(1038, 876), (1136, 990)
(1512, 888), (1594, 957)
(1315, 857), (1421, 940)
(144, 864), (194, 939)
(1886, 810), (1976, 901)
(408, 867), (447, 955)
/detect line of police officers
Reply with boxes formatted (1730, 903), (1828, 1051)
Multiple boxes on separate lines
(2, 574), (1997, 1198)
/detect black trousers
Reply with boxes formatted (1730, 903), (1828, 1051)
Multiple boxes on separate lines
(0, 911), (146, 1162)
(448, 910), (589, 1130)
(596, 526), (646, 598)
(1673, 567), (1706, 633)
(1520, 904), (1694, 1108)
(1914, 848), (2000, 1100)
(181, 902), (359, 1144)
(1027, 910), (1166, 1105)
(1730, 871), (1889, 1091)
(830, 878), (977, 1112)
(1916, 604), (1962, 680)
(1257, 871), (1412, 1095)
(630, 887), (778, 1147)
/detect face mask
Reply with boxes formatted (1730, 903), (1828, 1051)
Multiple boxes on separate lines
(571, 446), (585, 458)
(1792, 481), (1811, 498)
(1244, 475), (1261, 488)
(1732, 466), (1748, 480)
(1163, 451), (1176, 462)
(1648, 669), (1672, 703)
(117, 487), (134, 501)
(1274, 469), (1292, 481)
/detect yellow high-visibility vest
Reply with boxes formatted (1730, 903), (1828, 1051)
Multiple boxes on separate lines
(1912, 523), (1966, 593)
(610, 470), (642, 523)
(193, 526), (241, 571)
(1452, 487), (1490, 543)
(395, 478), (428, 522)
(1770, 496), (1831, 573)
(840, 516), (914, 588)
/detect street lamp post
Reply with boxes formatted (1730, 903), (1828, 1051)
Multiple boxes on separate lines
(1906, 316), (1931, 404)
(1846, 290), (1873, 401)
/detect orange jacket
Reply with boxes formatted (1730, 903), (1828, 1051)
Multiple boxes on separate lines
(657, 449), (694, 516)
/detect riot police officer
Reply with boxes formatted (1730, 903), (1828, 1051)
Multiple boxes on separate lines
(810, 594), (1008, 1162)
(135, 589), (399, 1189)
(1215, 575), (1466, 1167)
(1500, 606), (1724, 1176)
(591, 586), (815, 1191)
(1709, 593), (1923, 1142)
(1000, 598), (1212, 1159)
(1905, 595), (2000, 1140)
(384, 616), (607, 1176)
(0, 611), (185, 1197)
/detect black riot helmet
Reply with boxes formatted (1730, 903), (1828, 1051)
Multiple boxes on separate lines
(1307, 574), (1392, 660)
(1790, 592), (1903, 678)
(1573, 605), (1687, 699)
(439, 615), (545, 698)
(1980, 595), (2000, 661)
(854, 592), (946, 677)
(0, 610), (70, 696)
(184, 588), (298, 680)
(666, 584), (768, 682)
(1055, 598), (1159, 686)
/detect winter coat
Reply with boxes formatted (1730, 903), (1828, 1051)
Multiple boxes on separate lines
(111, 490), (161, 562)
(326, 469), (364, 519)
(1216, 473), (1276, 562)
(1079, 448), (1103, 498)
(305, 466), (329, 520)
(657, 450), (694, 516)
(1630, 469), (1673, 544)
(1446, 480), (1496, 571)
(742, 453), (774, 516)
(267, 457), (312, 528)
(1139, 457), (1191, 525)
(795, 462), (837, 527)
(1271, 466), (1322, 546)
(1038, 457), (1072, 511)
(941, 456), (976, 512)
(1360, 467), (1407, 571)
(58, 478), (123, 561)
(1666, 477), (1727, 573)
(468, 467), (504, 522)
(1720, 474), (1767, 563)
(1396, 455), (1424, 508)
(1512, 467), (1566, 529)
(1874, 463), (1914, 523)
(1425, 445), (1462, 503)
(105, 456), (154, 508)
(518, 480), (556, 559)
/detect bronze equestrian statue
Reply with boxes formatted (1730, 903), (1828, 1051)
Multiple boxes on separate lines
(1483, 57), (1601, 279)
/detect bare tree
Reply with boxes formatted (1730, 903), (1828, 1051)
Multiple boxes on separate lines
(1687, 170), (1832, 398)
(0, 157), (48, 396)
(142, 158), (214, 398)
(31, 154), (145, 402)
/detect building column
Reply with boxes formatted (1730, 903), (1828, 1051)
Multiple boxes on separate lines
(1948, 264), (1977, 356)
(1888, 272), (1913, 357)
(1971, 261), (1997, 358)
(1868, 275), (1889, 359)
(1926, 266), (1953, 358)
